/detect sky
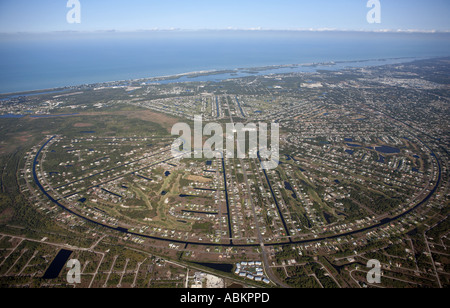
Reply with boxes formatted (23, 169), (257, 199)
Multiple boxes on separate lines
(0, 0), (449, 33)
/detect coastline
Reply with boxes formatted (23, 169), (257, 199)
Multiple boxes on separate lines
(0, 56), (429, 98)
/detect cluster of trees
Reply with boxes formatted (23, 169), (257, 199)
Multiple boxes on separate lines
(0, 152), (52, 231)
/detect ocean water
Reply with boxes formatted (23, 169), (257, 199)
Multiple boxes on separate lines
(1, 31), (449, 94)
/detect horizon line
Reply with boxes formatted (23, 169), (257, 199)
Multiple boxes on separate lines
(1, 28), (450, 35)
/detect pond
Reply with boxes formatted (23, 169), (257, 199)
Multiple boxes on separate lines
(194, 262), (234, 273)
(0, 114), (25, 118)
(42, 249), (73, 279)
(284, 181), (297, 199)
(375, 146), (400, 154)
(179, 194), (195, 198)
